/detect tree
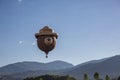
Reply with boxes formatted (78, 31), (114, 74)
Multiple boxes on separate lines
(39, 78), (43, 80)
(105, 75), (110, 80)
(94, 72), (99, 80)
(117, 76), (120, 80)
(24, 74), (76, 80)
(84, 73), (89, 80)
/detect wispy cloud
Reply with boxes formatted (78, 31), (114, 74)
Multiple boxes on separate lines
(19, 41), (23, 44)
(32, 41), (36, 46)
(18, 41), (36, 45)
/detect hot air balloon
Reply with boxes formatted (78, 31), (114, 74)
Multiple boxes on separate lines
(35, 26), (58, 58)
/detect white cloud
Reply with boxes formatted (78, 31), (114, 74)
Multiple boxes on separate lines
(19, 41), (23, 44)
(32, 42), (36, 46)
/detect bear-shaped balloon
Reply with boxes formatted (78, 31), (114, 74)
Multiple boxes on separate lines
(35, 26), (58, 58)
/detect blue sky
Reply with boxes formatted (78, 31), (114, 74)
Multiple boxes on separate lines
(0, 0), (120, 67)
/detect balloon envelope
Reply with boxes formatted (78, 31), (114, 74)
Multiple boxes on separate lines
(35, 26), (58, 58)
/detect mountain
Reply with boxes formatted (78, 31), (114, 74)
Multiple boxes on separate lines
(0, 60), (73, 75)
(62, 55), (120, 79)
(0, 55), (120, 80)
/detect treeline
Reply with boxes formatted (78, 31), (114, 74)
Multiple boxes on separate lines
(84, 72), (120, 80)
(24, 72), (120, 80)
(24, 74), (76, 80)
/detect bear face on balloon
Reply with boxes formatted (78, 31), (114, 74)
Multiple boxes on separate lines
(35, 26), (58, 58)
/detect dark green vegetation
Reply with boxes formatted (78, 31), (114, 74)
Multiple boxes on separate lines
(83, 72), (120, 80)
(24, 74), (76, 80)
(24, 72), (120, 80)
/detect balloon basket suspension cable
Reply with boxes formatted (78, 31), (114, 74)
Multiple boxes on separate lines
(46, 55), (48, 58)
(45, 52), (48, 58)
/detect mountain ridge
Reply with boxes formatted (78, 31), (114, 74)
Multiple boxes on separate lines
(62, 55), (120, 79)
(0, 55), (120, 80)
(0, 60), (73, 75)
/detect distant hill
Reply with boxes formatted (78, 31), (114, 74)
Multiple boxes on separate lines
(62, 55), (120, 79)
(0, 60), (73, 75)
(0, 55), (120, 80)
